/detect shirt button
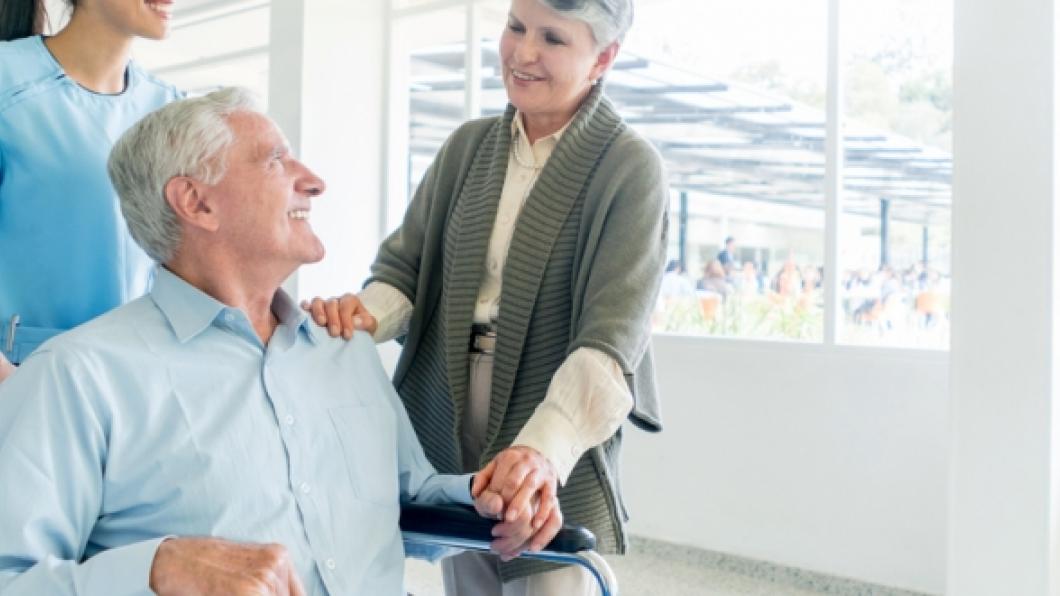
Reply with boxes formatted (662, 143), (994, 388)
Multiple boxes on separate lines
(490, 260), (499, 272)
(500, 214), (511, 224)
(570, 446), (579, 456)
(479, 298), (489, 305)
(325, 558), (336, 570)
(300, 482), (311, 494)
(224, 312), (235, 323)
(284, 415), (295, 426)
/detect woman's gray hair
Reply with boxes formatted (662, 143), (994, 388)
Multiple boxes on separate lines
(539, 0), (633, 47)
(107, 87), (259, 263)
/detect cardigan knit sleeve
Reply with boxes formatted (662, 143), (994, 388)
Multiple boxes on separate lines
(569, 130), (669, 430)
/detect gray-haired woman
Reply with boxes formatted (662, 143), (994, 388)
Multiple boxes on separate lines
(308, 0), (665, 593)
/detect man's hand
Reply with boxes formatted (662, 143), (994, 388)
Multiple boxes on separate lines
(150, 537), (307, 596)
(472, 446), (564, 557)
(301, 293), (377, 339)
(0, 352), (13, 383)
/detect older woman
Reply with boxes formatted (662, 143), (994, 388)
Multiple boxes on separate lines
(309, 0), (665, 593)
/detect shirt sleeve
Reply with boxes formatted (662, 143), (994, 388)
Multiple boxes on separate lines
(0, 348), (163, 596)
(511, 347), (633, 485)
(358, 282), (414, 344)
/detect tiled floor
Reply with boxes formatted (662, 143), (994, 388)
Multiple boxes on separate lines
(405, 536), (930, 596)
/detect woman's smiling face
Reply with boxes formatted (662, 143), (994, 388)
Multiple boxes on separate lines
(499, 0), (616, 134)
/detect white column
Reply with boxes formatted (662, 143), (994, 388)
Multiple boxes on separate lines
(269, 0), (390, 301)
(822, 0), (843, 345)
(464, 0), (482, 120)
(947, 0), (1058, 593)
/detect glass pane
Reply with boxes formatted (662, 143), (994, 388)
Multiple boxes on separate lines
(398, 8), (468, 209)
(839, 0), (953, 349)
(134, 1), (271, 104)
(630, 0), (827, 341)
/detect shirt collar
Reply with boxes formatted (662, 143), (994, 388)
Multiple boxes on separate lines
(150, 266), (314, 344)
(511, 111), (573, 168)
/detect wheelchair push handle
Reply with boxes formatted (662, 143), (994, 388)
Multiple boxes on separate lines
(399, 503), (597, 553)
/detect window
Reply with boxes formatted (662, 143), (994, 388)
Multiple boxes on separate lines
(135, 0), (271, 103)
(838, 0), (953, 348)
(631, 0), (827, 342)
(387, 0), (953, 349)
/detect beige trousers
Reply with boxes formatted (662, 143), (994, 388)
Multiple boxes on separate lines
(440, 352), (596, 596)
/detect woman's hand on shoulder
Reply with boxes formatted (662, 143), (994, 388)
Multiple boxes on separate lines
(300, 293), (378, 339)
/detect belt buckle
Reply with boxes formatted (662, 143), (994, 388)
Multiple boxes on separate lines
(470, 326), (497, 354)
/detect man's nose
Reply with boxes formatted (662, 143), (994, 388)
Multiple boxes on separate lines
(295, 161), (326, 197)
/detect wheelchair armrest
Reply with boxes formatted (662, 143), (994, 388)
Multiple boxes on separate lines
(399, 503), (597, 554)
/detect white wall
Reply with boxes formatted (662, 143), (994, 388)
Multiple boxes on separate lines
(623, 335), (949, 594)
(946, 0), (1059, 593)
(272, 0), (389, 302)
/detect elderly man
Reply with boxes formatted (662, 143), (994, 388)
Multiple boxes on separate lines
(0, 88), (552, 595)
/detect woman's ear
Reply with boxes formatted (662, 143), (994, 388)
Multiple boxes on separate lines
(164, 176), (219, 233)
(590, 41), (620, 83)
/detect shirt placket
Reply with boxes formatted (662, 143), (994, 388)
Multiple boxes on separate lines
(260, 333), (343, 595)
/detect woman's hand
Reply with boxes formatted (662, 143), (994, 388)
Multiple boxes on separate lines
(472, 446), (563, 556)
(300, 293), (377, 339)
(0, 353), (14, 383)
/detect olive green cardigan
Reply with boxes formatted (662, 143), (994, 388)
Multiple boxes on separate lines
(369, 84), (667, 580)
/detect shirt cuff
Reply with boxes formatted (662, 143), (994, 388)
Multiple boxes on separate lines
(358, 282), (414, 343)
(512, 403), (584, 486)
(76, 535), (171, 596)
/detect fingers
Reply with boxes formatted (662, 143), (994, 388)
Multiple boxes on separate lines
(323, 298), (342, 337)
(504, 475), (539, 523)
(531, 477), (556, 530)
(490, 507), (535, 560)
(337, 294), (377, 337)
(527, 507), (563, 553)
(288, 564), (308, 596)
(303, 297), (328, 328)
(300, 294), (377, 339)
(259, 543), (293, 596)
(471, 460), (497, 497)
(338, 295), (358, 339)
(488, 457), (531, 505)
(474, 488), (505, 520)
(149, 537), (304, 596)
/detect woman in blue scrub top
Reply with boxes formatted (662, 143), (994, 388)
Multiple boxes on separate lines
(0, 0), (181, 379)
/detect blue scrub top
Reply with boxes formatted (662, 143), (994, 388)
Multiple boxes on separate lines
(0, 35), (181, 363)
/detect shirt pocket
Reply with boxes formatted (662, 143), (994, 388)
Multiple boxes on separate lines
(328, 404), (399, 505)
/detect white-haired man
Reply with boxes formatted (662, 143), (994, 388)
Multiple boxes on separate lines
(0, 88), (551, 595)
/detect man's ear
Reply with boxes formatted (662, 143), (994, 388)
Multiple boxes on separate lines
(589, 41), (620, 83)
(164, 176), (219, 233)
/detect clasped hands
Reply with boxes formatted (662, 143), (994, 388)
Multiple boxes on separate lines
(471, 445), (564, 561)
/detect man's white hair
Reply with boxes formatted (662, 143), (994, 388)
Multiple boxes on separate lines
(107, 87), (260, 263)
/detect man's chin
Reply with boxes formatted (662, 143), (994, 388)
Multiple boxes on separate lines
(303, 245), (326, 265)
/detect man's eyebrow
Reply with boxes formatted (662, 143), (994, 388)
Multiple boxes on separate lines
(257, 142), (288, 160)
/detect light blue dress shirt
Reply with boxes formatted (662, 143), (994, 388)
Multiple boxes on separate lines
(0, 35), (181, 363)
(0, 267), (473, 595)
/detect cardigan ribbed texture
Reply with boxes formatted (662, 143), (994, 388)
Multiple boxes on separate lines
(369, 83), (668, 581)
